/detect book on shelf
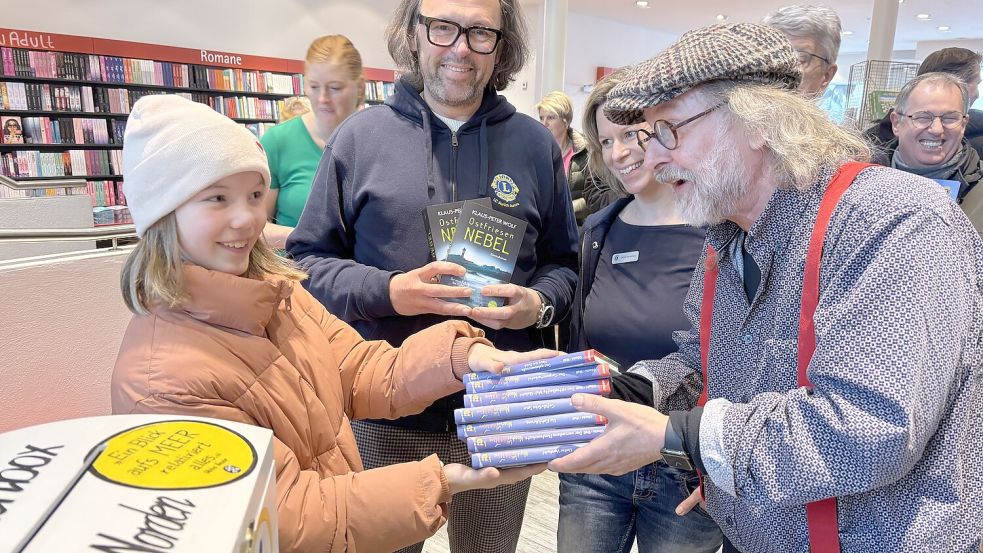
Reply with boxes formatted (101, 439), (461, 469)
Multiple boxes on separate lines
(465, 363), (615, 394)
(457, 411), (608, 439)
(1, 115), (24, 144)
(467, 425), (606, 453)
(423, 197), (492, 262)
(440, 199), (527, 308)
(466, 349), (619, 381)
(471, 442), (590, 469)
(463, 380), (611, 408)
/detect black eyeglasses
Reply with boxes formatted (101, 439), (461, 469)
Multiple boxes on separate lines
(895, 110), (967, 129)
(795, 49), (830, 68)
(637, 102), (727, 151)
(417, 15), (503, 55)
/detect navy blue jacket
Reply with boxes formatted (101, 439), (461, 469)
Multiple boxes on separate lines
(288, 79), (579, 431)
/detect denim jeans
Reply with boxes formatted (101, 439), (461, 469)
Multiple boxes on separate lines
(558, 461), (723, 553)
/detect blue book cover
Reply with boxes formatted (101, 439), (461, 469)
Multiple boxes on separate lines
(471, 442), (589, 468)
(463, 380), (611, 408)
(466, 350), (618, 381)
(454, 398), (577, 425)
(467, 425), (606, 453)
(465, 363), (615, 394)
(457, 412), (608, 439)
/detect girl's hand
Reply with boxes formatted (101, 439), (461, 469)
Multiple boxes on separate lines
(442, 462), (547, 495)
(466, 344), (560, 375)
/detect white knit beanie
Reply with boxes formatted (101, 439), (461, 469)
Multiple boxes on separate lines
(122, 94), (271, 237)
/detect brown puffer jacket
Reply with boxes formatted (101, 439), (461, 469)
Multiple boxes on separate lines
(111, 265), (490, 552)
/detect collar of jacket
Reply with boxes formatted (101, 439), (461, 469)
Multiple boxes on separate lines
(160, 264), (294, 337)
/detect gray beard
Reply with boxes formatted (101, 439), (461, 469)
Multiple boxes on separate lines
(421, 62), (484, 108)
(657, 139), (750, 227)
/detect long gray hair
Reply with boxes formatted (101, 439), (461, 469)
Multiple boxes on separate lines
(699, 81), (871, 191)
(385, 0), (530, 91)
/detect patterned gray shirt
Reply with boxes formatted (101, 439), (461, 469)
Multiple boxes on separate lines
(631, 165), (983, 552)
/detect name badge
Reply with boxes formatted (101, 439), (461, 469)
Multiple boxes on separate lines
(612, 251), (639, 264)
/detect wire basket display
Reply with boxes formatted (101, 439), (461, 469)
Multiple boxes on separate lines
(844, 60), (919, 130)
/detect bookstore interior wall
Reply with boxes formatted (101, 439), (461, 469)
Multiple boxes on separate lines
(0, 26), (396, 227)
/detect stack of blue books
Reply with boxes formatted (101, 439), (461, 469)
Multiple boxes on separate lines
(455, 350), (618, 468)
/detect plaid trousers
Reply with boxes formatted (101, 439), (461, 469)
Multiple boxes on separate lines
(353, 420), (532, 553)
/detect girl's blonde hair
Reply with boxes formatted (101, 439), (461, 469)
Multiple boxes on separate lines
(120, 212), (307, 315)
(306, 35), (366, 107)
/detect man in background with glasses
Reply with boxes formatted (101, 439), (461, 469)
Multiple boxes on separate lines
(763, 4), (841, 98)
(875, 72), (983, 234)
(549, 22), (983, 553)
(288, 1), (578, 552)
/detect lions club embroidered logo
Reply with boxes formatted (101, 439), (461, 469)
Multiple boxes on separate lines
(490, 174), (519, 208)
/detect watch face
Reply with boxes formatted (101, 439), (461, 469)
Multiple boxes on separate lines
(660, 449), (694, 472)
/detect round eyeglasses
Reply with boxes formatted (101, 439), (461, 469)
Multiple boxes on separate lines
(636, 102), (727, 151)
(895, 110), (968, 130)
(417, 15), (503, 55)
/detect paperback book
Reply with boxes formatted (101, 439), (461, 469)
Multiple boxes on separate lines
(471, 443), (589, 469)
(463, 380), (611, 408)
(465, 363), (615, 393)
(466, 349), (619, 381)
(454, 398), (578, 425)
(422, 197), (492, 262)
(457, 412), (608, 440)
(467, 426), (606, 453)
(441, 199), (528, 308)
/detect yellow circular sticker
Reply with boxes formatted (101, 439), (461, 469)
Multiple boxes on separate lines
(91, 420), (257, 490)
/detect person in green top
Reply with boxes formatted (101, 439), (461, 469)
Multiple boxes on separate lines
(262, 35), (365, 248)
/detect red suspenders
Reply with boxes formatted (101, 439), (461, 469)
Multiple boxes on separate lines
(698, 162), (874, 553)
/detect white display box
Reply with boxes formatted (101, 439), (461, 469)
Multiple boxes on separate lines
(0, 414), (278, 553)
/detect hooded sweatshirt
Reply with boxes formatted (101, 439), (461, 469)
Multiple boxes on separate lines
(288, 78), (579, 431)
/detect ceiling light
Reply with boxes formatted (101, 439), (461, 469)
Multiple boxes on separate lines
(937, 25), (951, 32)
(715, 14), (728, 21)
(841, 30), (854, 36)
(916, 13), (932, 20)
(898, 0), (904, 4)
(635, 0), (649, 7)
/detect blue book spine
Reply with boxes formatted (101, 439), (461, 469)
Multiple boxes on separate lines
(466, 350), (617, 381)
(454, 398), (577, 425)
(465, 364), (614, 394)
(467, 425), (606, 453)
(457, 412), (608, 439)
(463, 380), (611, 408)
(471, 442), (589, 468)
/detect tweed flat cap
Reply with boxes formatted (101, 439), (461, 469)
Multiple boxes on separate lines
(605, 23), (802, 125)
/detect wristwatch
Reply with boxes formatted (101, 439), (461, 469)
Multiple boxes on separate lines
(533, 290), (555, 329)
(660, 419), (694, 471)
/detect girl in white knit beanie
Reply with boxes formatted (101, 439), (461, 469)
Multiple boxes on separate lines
(112, 94), (548, 552)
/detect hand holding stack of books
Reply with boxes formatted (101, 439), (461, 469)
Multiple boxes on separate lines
(455, 350), (617, 468)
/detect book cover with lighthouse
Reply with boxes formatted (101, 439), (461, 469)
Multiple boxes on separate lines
(423, 197), (492, 262)
(442, 199), (527, 308)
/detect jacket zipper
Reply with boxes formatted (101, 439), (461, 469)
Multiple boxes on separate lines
(451, 131), (458, 201)
(578, 226), (591, 340)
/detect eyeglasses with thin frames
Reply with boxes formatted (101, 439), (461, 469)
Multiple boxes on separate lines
(895, 110), (968, 130)
(636, 101), (727, 151)
(795, 49), (830, 68)
(417, 15), (503, 55)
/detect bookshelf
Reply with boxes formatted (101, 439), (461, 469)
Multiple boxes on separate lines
(0, 27), (397, 227)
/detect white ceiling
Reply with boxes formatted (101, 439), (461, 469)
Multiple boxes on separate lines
(523, 0), (983, 54)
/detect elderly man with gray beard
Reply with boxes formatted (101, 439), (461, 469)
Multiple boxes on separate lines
(549, 23), (983, 553)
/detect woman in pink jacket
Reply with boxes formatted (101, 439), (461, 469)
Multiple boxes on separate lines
(112, 95), (549, 553)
